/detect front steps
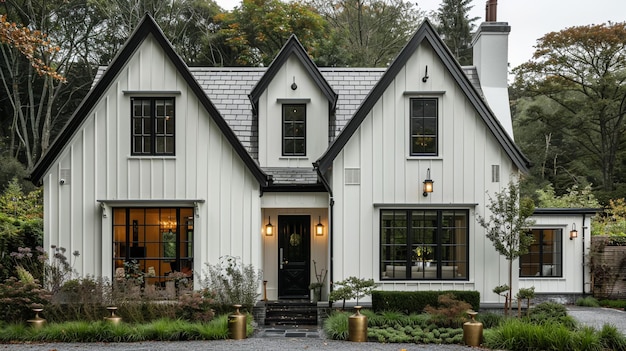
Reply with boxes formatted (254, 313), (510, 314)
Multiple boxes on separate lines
(264, 300), (318, 326)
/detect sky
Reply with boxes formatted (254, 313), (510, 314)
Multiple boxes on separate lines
(213, 0), (626, 71)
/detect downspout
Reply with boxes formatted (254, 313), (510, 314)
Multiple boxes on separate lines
(582, 213), (587, 295)
(314, 163), (334, 303)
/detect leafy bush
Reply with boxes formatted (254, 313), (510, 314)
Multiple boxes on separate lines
(576, 296), (600, 307)
(423, 293), (471, 328)
(372, 290), (480, 313)
(329, 276), (376, 309)
(525, 301), (577, 329)
(0, 276), (51, 323)
(200, 256), (260, 313)
(476, 311), (504, 328)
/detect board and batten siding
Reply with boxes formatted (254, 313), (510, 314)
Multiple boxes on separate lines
(42, 34), (262, 280)
(258, 55), (329, 168)
(330, 40), (517, 304)
(520, 214), (590, 295)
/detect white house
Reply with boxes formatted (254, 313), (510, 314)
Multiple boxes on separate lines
(28, 12), (592, 306)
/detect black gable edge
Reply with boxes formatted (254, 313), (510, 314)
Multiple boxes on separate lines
(29, 14), (269, 188)
(314, 20), (531, 174)
(249, 35), (338, 115)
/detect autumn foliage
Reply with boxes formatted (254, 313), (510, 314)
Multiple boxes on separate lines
(0, 14), (64, 81)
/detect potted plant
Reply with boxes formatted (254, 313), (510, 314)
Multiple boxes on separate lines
(309, 260), (327, 302)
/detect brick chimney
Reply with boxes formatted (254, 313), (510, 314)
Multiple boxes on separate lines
(471, 1), (513, 138)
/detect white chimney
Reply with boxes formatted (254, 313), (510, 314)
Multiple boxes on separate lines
(471, 1), (513, 139)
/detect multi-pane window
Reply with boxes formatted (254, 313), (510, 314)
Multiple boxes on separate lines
(113, 207), (193, 286)
(520, 229), (562, 277)
(282, 104), (306, 156)
(132, 98), (175, 155)
(410, 98), (438, 156)
(380, 209), (468, 280)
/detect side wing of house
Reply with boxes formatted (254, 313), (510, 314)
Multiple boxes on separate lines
(31, 16), (266, 285)
(316, 21), (530, 304)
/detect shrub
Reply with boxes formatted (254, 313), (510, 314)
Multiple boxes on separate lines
(200, 256), (260, 313)
(526, 301), (577, 329)
(323, 311), (350, 340)
(0, 276), (51, 323)
(599, 324), (626, 351)
(329, 276), (376, 309)
(371, 290), (480, 313)
(576, 296), (600, 307)
(599, 299), (626, 309)
(424, 293), (471, 328)
(178, 288), (216, 322)
(476, 311), (504, 328)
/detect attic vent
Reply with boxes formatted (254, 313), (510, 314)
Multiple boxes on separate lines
(345, 168), (361, 185)
(60, 168), (71, 185)
(491, 165), (500, 183)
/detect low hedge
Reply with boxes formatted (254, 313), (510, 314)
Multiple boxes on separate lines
(371, 290), (480, 313)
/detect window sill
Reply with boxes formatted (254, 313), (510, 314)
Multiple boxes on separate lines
(406, 156), (442, 161)
(279, 157), (309, 160)
(128, 155), (176, 160)
(520, 277), (565, 280)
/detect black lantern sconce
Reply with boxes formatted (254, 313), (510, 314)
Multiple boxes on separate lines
(265, 216), (274, 236)
(569, 223), (578, 240)
(316, 216), (324, 236)
(423, 168), (434, 197)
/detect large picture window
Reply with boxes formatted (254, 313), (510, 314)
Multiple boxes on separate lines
(410, 98), (438, 156)
(520, 229), (562, 277)
(282, 104), (306, 156)
(380, 209), (468, 280)
(113, 207), (193, 286)
(132, 98), (175, 155)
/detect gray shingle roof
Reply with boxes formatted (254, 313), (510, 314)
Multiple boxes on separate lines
(263, 167), (318, 184)
(93, 64), (483, 184)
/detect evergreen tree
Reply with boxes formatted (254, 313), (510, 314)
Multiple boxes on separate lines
(434, 0), (479, 65)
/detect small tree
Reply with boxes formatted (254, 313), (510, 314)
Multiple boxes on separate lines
(516, 286), (535, 317)
(328, 276), (376, 310)
(493, 284), (510, 314)
(477, 180), (535, 315)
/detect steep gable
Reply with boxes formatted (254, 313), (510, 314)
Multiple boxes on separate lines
(29, 14), (269, 187)
(249, 35), (338, 115)
(314, 19), (530, 174)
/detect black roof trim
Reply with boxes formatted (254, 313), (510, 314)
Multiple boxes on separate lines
(249, 34), (338, 115)
(262, 184), (327, 193)
(533, 208), (600, 215)
(314, 19), (530, 174)
(29, 14), (269, 187)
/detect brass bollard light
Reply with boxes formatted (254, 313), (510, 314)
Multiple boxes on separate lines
(228, 304), (247, 339)
(463, 310), (483, 346)
(27, 307), (46, 329)
(348, 306), (367, 342)
(105, 306), (122, 324)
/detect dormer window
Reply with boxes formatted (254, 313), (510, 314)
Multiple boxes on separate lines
(410, 98), (438, 156)
(131, 98), (175, 155)
(282, 104), (306, 156)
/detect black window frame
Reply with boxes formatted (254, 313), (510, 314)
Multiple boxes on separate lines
(282, 104), (306, 156)
(410, 98), (438, 156)
(112, 207), (193, 285)
(379, 209), (469, 281)
(131, 97), (175, 156)
(520, 228), (563, 278)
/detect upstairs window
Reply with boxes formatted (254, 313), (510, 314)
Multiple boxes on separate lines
(410, 98), (438, 156)
(132, 98), (175, 155)
(282, 104), (306, 156)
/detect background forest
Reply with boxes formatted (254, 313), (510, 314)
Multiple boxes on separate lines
(0, 0), (625, 248)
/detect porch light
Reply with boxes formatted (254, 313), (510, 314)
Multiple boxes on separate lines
(423, 168), (433, 197)
(316, 216), (324, 236)
(265, 216), (274, 236)
(569, 223), (578, 240)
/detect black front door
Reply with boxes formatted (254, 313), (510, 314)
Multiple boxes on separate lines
(278, 215), (310, 299)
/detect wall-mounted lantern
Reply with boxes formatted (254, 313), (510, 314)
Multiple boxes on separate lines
(423, 168), (434, 197)
(265, 216), (274, 236)
(569, 223), (578, 240)
(316, 216), (324, 236)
